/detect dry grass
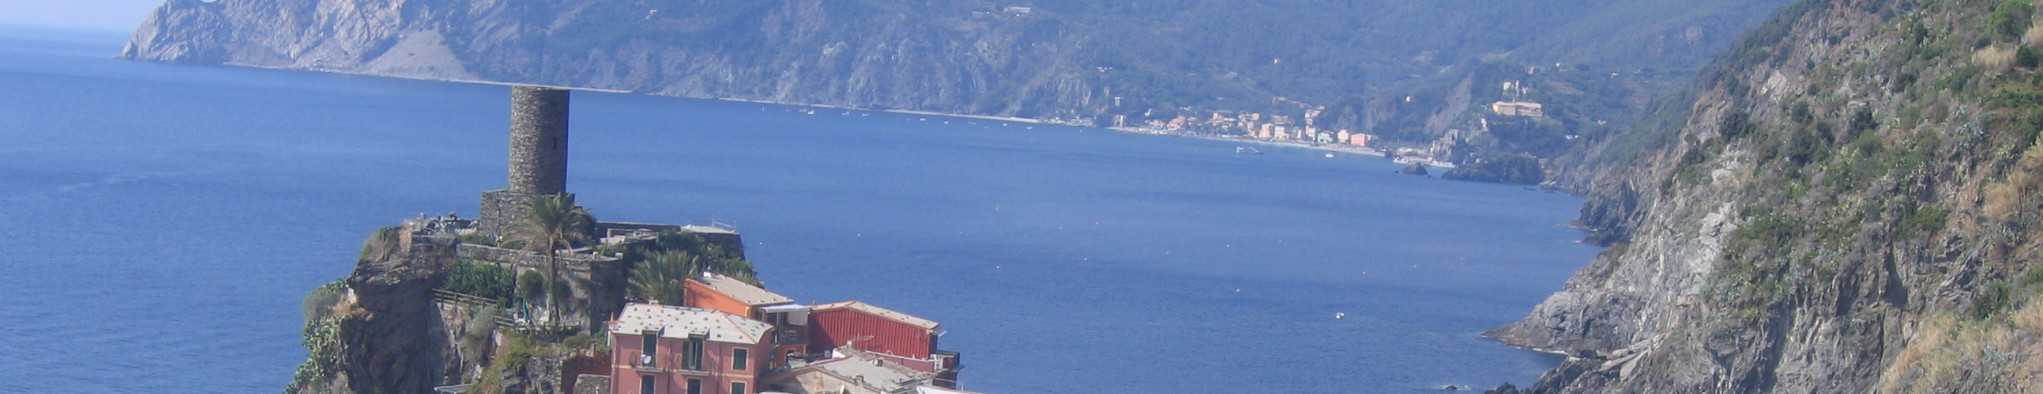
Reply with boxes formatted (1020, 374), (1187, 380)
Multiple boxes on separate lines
(2028, 23), (2043, 46)
(2019, 300), (2043, 335)
(1985, 181), (2021, 222)
(1882, 296), (2043, 393)
(2023, 138), (2043, 170)
(1977, 45), (2019, 73)
(1882, 317), (1959, 393)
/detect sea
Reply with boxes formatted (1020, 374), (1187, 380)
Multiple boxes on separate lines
(0, 25), (1600, 393)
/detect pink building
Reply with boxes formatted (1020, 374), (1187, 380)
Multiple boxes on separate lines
(611, 303), (775, 394)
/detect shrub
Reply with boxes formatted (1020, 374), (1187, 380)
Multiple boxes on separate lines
(1721, 109), (1758, 138)
(441, 260), (516, 301)
(1899, 205), (1950, 237)
(2021, 264), (2043, 290)
(1972, 281), (2014, 320)
(301, 279), (348, 323)
(358, 226), (402, 264)
(518, 271), (547, 300)
(457, 231), (497, 247)
(1991, 0), (2035, 41)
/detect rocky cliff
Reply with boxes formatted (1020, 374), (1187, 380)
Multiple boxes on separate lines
(1494, 0), (2043, 391)
(290, 228), (467, 393)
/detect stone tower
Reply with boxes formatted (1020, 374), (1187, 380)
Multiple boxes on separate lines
(509, 86), (570, 195)
(479, 86), (572, 236)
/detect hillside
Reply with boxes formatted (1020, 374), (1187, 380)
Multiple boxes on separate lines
(1493, 0), (2043, 391)
(120, 0), (1787, 160)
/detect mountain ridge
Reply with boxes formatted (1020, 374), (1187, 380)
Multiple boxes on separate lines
(120, 0), (1789, 158)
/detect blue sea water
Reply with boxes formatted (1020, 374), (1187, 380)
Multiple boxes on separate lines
(0, 25), (1599, 393)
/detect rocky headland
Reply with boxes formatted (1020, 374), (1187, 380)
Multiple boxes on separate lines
(1493, 0), (2043, 391)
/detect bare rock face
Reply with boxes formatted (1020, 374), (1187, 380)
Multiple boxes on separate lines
(329, 234), (461, 394)
(1495, 0), (2043, 392)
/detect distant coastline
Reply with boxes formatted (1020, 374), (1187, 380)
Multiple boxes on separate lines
(204, 63), (1409, 161)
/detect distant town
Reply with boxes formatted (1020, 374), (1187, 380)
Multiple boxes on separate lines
(1100, 93), (1551, 170)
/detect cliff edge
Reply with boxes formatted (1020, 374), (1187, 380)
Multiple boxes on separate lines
(1494, 0), (2043, 391)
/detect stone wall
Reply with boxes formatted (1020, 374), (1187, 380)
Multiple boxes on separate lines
(573, 375), (611, 394)
(477, 189), (536, 237)
(457, 244), (625, 331)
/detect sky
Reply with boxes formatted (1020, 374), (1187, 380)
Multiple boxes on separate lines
(0, 1), (166, 31)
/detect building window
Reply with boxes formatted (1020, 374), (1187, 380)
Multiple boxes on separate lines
(640, 375), (655, 394)
(681, 337), (704, 370)
(733, 348), (748, 371)
(685, 378), (702, 394)
(731, 382), (747, 394)
(640, 333), (658, 367)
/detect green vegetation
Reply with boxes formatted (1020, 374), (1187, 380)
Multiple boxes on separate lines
(441, 259), (516, 303)
(1442, 153), (1545, 184)
(300, 279), (347, 322)
(287, 280), (351, 393)
(1972, 281), (2015, 319)
(512, 193), (593, 327)
(517, 270), (546, 305)
(625, 232), (761, 304)
(1990, 0), (2035, 41)
(457, 231), (497, 247)
(358, 226), (401, 264)
(628, 250), (698, 305)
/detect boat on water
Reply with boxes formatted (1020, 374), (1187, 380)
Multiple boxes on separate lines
(1236, 146), (1263, 154)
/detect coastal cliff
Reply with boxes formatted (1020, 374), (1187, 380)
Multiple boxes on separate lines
(1494, 0), (2043, 391)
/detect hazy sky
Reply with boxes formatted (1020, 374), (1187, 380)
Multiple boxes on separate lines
(0, 1), (166, 31)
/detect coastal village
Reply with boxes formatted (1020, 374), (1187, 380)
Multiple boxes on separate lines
(303, 86), (977, 394)
(1104, 81), (1554, 170)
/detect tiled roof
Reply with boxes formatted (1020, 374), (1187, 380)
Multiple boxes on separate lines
(611, 303), (772, 345)
(697, 273), (794, 306)
(811, 301), (940, 330)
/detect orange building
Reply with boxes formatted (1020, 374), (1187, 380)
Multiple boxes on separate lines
(684, 273), (810, 369)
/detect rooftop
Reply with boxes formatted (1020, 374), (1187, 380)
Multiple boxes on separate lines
(697, 273), (795, 306)
(611, 303), (773, 344)
(915, 386), (988, 394)
(810, 348), (933, 391)
(811, 301), (940, 330)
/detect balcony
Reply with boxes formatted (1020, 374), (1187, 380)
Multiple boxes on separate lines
(773, 330), (808, 346)
(632, 353), (661, 373)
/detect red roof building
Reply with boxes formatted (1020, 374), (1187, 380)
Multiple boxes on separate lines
(806, 301), (961, 387)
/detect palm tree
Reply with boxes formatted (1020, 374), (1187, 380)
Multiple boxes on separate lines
(629, 249), (702, 305)
(513, 193), (592, 327)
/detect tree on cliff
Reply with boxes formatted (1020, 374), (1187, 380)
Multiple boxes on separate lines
(514, 193), (592, 327)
